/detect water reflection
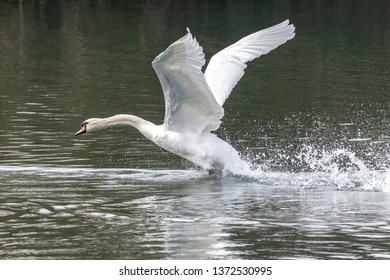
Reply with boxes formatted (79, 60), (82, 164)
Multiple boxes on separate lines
(1, 167), (390, 259)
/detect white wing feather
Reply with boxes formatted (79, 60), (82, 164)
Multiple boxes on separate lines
(152, 29), (223, 133)
(204, 20), (295, 106)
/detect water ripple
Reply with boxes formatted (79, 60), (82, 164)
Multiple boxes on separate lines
(1, 166), (390, 259)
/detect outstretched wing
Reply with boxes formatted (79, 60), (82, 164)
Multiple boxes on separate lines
(152, 29), (223, 133)
(204, 20), (295, 106)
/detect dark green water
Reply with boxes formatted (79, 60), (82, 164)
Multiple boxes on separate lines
(0, 0), (389, 259)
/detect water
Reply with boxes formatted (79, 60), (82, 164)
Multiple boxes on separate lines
(0, 0), (390, 259)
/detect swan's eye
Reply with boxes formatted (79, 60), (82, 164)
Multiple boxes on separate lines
(81, 121), (88, 128)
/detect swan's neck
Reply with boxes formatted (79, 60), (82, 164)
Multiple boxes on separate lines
(92, 114), (156, 137)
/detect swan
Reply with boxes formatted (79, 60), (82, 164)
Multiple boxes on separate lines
(75, 20), (295, 175)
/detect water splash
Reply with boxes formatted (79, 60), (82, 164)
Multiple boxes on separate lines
(384, 170), (390, 192)
(296, 146), (389, 191)
(226, 144), (390, 192)
(1, 144), (389, 192)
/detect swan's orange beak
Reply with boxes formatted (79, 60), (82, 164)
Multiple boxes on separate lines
(75, 126), (86, 136)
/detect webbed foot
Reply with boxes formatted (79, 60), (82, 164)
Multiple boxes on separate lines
(208, 169), (222, 180)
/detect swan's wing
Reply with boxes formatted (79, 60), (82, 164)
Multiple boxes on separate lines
(152, 28), (223, 133)
(204, 20), (295, 106)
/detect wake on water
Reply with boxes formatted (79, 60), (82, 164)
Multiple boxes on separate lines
(225, 145), (390, 192)
(1, 147), (389, 192)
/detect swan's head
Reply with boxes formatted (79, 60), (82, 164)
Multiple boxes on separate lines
(75, 118), (101, 136)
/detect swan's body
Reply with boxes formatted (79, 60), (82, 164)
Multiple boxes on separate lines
(76, 20), (295, 173)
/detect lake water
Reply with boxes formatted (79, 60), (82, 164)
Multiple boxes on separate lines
(0, 0), (389, 259)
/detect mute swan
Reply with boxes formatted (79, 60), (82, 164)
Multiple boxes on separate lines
(75, 20), (295, 175)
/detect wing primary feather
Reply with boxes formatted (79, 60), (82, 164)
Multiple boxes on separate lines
(205, 19), (295, 106)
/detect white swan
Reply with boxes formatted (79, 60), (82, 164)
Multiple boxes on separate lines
(75, 20), (295, 174)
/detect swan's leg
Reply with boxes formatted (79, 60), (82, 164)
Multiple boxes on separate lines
(208, 169), (222, 179)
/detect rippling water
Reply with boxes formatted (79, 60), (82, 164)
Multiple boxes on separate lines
(1, 166), (390, 259)
(1, 0), (390, 259)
